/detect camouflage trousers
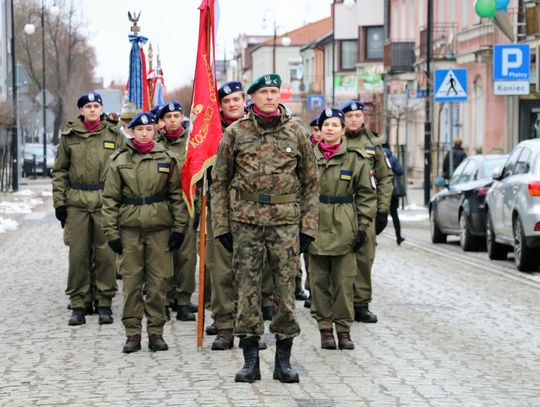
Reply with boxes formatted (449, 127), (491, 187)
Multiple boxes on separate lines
(353, 222), (376, 305)
(231, 221), (301, 340)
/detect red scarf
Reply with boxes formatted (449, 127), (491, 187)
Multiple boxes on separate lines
(253, 104), (280, 122)
(319, 141), (341, 161)
(310, 135), (320, 146)
(133, 139), (155, 154)
(165, 126), (184, 141)
(82, 119), (101, 133)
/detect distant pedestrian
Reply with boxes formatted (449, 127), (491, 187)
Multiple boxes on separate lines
(102, 112), (188, 353)
(442, 138), (467, 181)
(383, 143), (406, 245)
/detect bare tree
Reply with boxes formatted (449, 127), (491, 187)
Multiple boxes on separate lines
(15, 0), (97, 144)
(386, 94), (422, 147)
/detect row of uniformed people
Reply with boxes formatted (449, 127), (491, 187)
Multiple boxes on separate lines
(51, 75), (392, 366)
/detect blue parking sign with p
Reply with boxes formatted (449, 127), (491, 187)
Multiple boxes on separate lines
(493, 44), (530, 81)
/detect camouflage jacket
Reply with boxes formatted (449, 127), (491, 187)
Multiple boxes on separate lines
(210, 104), (320, 238)
(345, 127), (393, 213)
(101, 140), (188, 241)
(309, 138), (377, 256)
(52, 114), (123, 211)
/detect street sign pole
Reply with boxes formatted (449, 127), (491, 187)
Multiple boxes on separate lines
(424, 0), (433, 206)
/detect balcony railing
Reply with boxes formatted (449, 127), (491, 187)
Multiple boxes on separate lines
(384, 40), (415, 74)
(419, 23), (458, 60)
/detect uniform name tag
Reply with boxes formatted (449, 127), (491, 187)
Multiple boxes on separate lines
(103, 141), (116, 150)
(158, 163), (171, 173)
(364, 146), (376, 155)
(340, 170), (353, 181)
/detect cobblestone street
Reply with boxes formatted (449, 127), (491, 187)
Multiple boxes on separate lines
(1, 182), (539, 406)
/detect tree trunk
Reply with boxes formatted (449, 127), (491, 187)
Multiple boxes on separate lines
(52, 97), (64, 145)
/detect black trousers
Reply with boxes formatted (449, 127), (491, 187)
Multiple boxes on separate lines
(389, 196), (402, 240)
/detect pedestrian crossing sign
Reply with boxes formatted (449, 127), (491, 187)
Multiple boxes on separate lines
(434, 69), (467, 102)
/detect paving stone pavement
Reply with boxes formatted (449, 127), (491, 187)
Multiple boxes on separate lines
(1, 182), (540, 406)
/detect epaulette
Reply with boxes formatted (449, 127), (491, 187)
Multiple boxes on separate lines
(347, 146), (368, 158)
(110, 146), (128, 160)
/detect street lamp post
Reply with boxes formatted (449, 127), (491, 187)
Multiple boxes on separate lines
(10, 0), (18, 191)
(24, 1), (59, 177)
(263, 10), (290, 74)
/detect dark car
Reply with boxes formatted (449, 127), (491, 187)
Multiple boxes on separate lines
(22, 143), (56, 178)
(429, 154), (508, 251)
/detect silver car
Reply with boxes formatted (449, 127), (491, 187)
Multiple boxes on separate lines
(485, 139), (540, 271)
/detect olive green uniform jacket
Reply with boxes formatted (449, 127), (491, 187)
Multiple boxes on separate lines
(101, 140), (188, 241)
(308, 138), (377, 256)
(52, 115), (123, 210)
(345, 127), (393, 213)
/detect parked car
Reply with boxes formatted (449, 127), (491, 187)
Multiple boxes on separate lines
(430, 154), (508, 251)
(22, 144), (56, 177)
(485, 139), (540, 271)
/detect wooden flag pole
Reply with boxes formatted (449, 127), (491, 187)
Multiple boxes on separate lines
(196, 171), (208, 351)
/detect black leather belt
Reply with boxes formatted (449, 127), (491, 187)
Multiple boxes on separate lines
(122, 193), (169, 205)
(237, 190), (297, 204)
(319, 195), (354, 204)
(70, 182), (105, 191)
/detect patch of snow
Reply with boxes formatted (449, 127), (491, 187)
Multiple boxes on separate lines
(399, 213), (429, 222)
(0, 198), (43, 214)
(41, 190), (53, 197)
(12, 189), (34, 197)
(0, 216), (18, 233)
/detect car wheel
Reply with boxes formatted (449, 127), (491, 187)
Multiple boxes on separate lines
(459, 211), (481, 252)
(513, 215), (538, 272)
(486, 209), (508, 260)
(430, 207), (447, 244)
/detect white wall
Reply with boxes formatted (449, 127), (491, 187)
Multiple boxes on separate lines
(251, 45), (303, 86)
(334, 0), (384, 40)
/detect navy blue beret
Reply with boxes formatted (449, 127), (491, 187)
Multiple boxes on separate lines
(318, 108), (345, 129)
(340, 101), (364, 113)
(218, 81), (244, 101)
(77, 92), (103, 108)
(128, 112), (156, 129)
(309, 118), (318, 127)
(157, 101), (183, 120)
(150, 104), (163, 118)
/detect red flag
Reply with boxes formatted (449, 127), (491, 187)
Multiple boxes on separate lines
(182, 0), (222, 216)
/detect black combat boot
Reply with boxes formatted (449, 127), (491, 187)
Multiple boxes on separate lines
(148, 334), (169, 351)
(262, 306), (273, 321)
(68, 309), (86, 326)
(188, 303), (198, 313)
(273, 338), (299, 383)
(176, 305), (196, 321)
(84, 303), (94, 315)
(234, 338), (261, 383)
(337, 332), (355, 350)
(211, 329), (234, 350)
(205, 321), (218, 335)
(354, 305), (378, 323)
(98, 307), (113, 325)
(295, 288), (309, 301)
(123, 334), (141, 353)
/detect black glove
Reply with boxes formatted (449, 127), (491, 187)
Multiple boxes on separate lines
(108, 239), (123, 255)
(375, 212), (389, 235)
(55, 205), (67, 228)
(299, 233), (314, 253)
(353, 231), (367, 252)
(168, 232), (185, 251)
(217, 232), (233, 253)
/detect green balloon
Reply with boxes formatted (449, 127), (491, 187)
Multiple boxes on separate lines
(475, 0), (497, 18)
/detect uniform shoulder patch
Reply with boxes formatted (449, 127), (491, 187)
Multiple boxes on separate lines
(110, 147), (127, 160)
(157, 162), (171, 173)
(340, 170), (353, 181)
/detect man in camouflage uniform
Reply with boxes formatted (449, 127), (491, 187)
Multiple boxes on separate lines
(156, 101), (198, 321)
(211, 74), (319, 383)
(52, 92), (122, 326)
(341, 101), (393, 323)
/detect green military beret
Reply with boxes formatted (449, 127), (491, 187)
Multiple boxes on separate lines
(247, 73), (282, 95)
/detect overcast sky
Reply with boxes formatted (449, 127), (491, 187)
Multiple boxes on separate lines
(77, 0), (332, 90)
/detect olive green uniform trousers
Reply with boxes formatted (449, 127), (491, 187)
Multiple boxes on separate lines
(308, 252), (356, 332)
(168, 214), (197, 306)
(120, 228), (172, 336)
(353, 222), (376, 305)
(65, 206), (117, 309)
